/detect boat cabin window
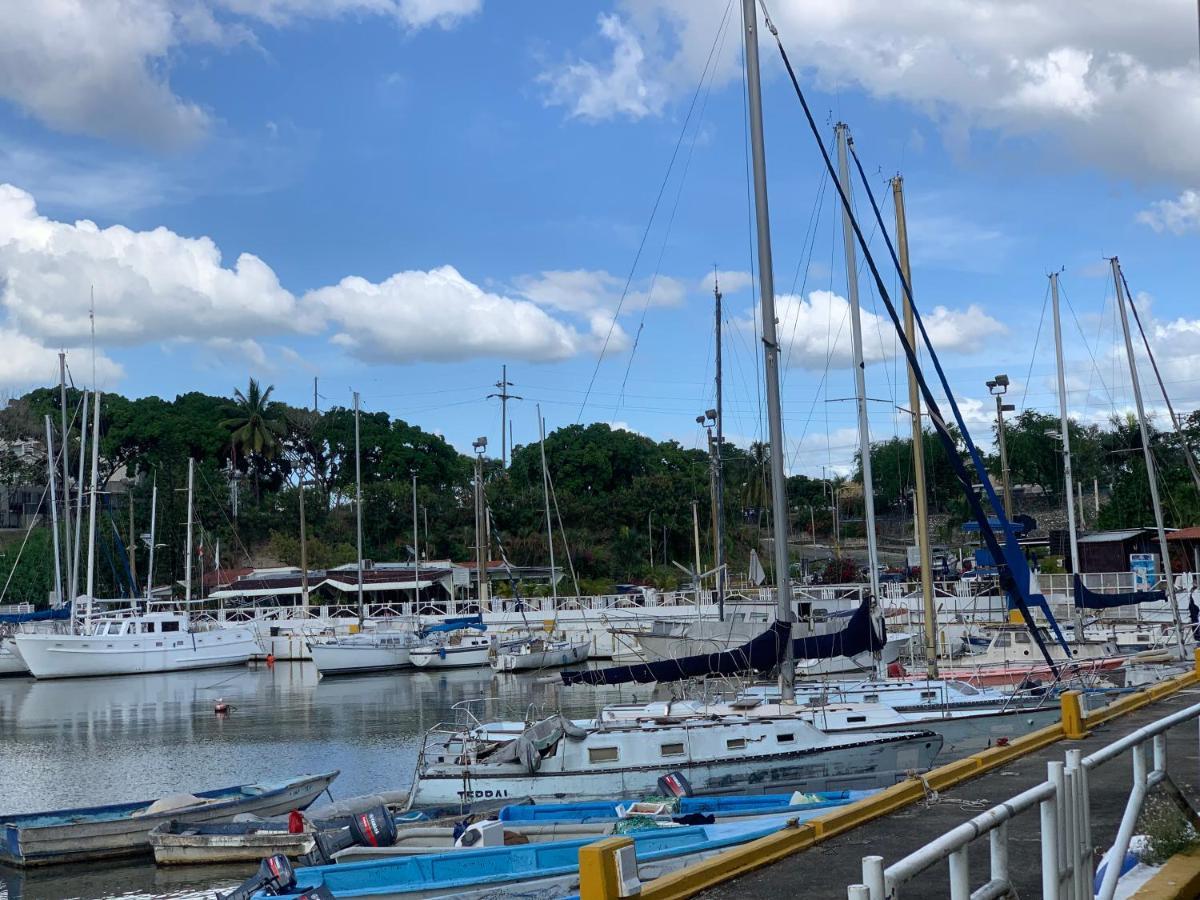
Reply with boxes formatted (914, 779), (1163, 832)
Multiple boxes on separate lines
(161, 621), (181, 633)
(1015, 632), (1030, 644)
(588, 747), (619, 763)
(660, 742), (685, 757)
(776, 733), (794, 743)
(920, 691), (937, 700)
(994, 634), (1011, 648)
(863, 694), (879, 704)
(847, 715), (868, 723)
(726, 738), (747, 751)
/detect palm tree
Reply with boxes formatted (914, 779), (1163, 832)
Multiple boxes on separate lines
(221, 378), (286, 503)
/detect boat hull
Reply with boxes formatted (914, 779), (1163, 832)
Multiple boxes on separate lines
(13, 627), (260, 679)
(409, 731), (941, 808)
(409, 644), (491, 669)
(1, 772), (338, 867)
(0, 640), (27, 676)
(310, 642), (411, 676)
(149, 823), (316, 865)
(491, 640), (590, 672)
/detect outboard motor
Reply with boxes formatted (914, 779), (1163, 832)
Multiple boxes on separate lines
(300, 805), (398, 866)
(657, 772), (693, 798)
(215, 854), (337, 900)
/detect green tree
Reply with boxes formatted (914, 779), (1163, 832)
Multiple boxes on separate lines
(220, 379), (286, 503)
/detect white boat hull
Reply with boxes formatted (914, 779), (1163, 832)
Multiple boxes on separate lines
(310, 642), (411, 675)
(491, 640), (590, 672)
(14, 627), (260, 679)
(0, 639), (28, 676)
(410, 643), (492, 669)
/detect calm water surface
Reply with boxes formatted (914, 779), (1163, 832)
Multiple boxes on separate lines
(0, 662), (658, 900)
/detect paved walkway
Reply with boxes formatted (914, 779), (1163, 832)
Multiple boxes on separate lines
(702, 688), (1200, 899)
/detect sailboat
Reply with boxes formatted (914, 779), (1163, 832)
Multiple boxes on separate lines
(16, 420), (259, 680)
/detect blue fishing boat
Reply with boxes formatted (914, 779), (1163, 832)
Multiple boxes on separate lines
(1, 771), (338, 867)
(262, 818), (793, 899)
(495, 789), (876, 824)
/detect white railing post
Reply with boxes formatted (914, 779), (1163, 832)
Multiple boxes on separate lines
(1153, 733), (1167, 774)
(1098, 743), (1148, 900)
(989, 820), (1009, 892)
(948, 846), (969, 900)
(848, 886), (871, 900)
(1041, 767), (1061, 900)
(1063, 765), (1078, 897)
(1066, 748), (1088, 900)
(863, 854), (886, 899)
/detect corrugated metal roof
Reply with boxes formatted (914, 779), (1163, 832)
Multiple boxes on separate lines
(1077, 529), (1146, 544)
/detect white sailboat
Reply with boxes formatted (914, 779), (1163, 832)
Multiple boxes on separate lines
(16, 426), (259, 680)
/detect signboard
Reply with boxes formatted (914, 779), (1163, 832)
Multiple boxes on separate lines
(1130, 553), (1158, 592)
(906, 546), (921, 568)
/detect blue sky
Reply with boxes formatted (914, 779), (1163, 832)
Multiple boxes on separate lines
(0, 0), (1197, 475)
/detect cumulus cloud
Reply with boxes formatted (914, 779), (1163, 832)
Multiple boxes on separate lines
(545, 1), (1200, 182)
(308, 265), (592, 364)
(0, 0), (481, 147)
(514, 269), (685, 315)
(0, 184), (315, 346)
(1137, 189), (1200, 234)
(701, 270), (752, 294)
(0, 330), (122, 390)
(748, 289), (1005, 370)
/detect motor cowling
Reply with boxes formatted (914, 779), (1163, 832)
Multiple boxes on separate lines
(215, 854), (297, 900)
(299, 805), (398, 866)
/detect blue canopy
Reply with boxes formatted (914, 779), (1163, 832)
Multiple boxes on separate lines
(0, 605), (71, 624)
(417, 615), (485, 637)
(1073, 574), (1166, 610)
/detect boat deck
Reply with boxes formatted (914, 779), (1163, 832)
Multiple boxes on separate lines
(700, 688), (1200, 898)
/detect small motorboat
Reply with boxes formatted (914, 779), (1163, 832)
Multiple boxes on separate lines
(149, 820), (317, 865)
(490, 636), (590, 672)
(0, 771), (339, 867)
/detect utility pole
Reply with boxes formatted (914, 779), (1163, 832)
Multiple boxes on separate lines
(472, 437), (489, 609)
(742, 0), (793, 699)
(892, 175), (936, 677)
(185, 456), (194, 603)
(538, 406), (557, 604)
(1112, 256), (1186, 658)
(487, 365), (522, 469)
(987, 375), (1015, 519)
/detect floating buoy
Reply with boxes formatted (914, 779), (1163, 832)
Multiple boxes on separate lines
(266, 653), (276, 668)
(214, 698), (231, 715)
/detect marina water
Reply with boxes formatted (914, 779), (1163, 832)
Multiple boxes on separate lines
(0, 663), (656, 900)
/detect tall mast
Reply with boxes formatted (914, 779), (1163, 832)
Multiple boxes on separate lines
(44, 416), (64, 606)
(58, 353), (73, 600)
(84, 391), (101, 622)
(185, 457), (194, 603)
(71, 392), (88, 602)
(412, 472), (420, 611)
(538, 405), (557, 604)
(741, 0), (793, 699)
(145, 476), (157, 599)
(1050, 272), (1084, 647)
(353, 391), (364, 625)
(713, 273), (727, 621)
(891, 176), (936, 677)
(835, 123), (881, 602)
(1112, 257), (1186, 658)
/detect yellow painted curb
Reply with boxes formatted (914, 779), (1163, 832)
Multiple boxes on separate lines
(1131, 844), (1200, 899)
(595, 666), (1200, 900)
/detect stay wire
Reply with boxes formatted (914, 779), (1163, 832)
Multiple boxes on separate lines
(576, 0), (734, 423)
(1018, 280), (1051, 411)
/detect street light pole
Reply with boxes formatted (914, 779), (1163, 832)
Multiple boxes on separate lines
(987, 375), (1015, 520)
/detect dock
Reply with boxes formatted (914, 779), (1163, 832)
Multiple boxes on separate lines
(580, 659), (1200, 899)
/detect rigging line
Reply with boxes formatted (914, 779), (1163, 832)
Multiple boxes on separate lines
(756, 1), (1061, 671)
(1059, 279), (1115, 416)
(575, 0), (733, 424)
(615, 0), (733, 418)
(1118, 265), (1200, 494)
(781, 142), (833, 375)
(1018, 280), (1052, 411)
(196, 465), (255, 567)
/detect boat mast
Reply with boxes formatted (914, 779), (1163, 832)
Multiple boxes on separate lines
(835, 123), (882, 603)
(71, 391), (88, 602)
(412, 472), (420, 611)
(185, 457), (194, 603)
(713, 273), (727, 621)
(84, 391), (101, 623)
(538, 405), (557, 604)
(1111, 257), (1186, 658)
(891, 176), (936, 677)
(1050, 273), (1084, 646)
(145, 475), (157, 599)
(44, 416), (63, 606)
(58, 353), (73, 601)
(353, 391), (364, 625)
(741, 0), (794, 699)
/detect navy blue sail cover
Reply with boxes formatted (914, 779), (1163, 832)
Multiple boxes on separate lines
(561, 598), (885, 687)
(417, 615), (486, 637)
(1073, 574), (1166, 610)
(0, 605), (70, 624)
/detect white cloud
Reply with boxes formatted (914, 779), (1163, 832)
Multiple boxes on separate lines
(748, 289), (1004, 370)
(700, 270), (752, 294)
(0, 330), (123, 391)
(547, 1), (1200, 182)
(0, 184), (316, 346)
(514, 269), (685, 315)
(539, 13), (665, 121)
(308, 265), (592, 364)
(0, 0), (481, 147)
(1137, 189), (1200, 234)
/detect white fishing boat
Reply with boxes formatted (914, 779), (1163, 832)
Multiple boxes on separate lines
(13, 611), (260, 679)
(309, 630), (419, 676)
(490, 636), (590, 672)
(408, 709), (942, 808)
